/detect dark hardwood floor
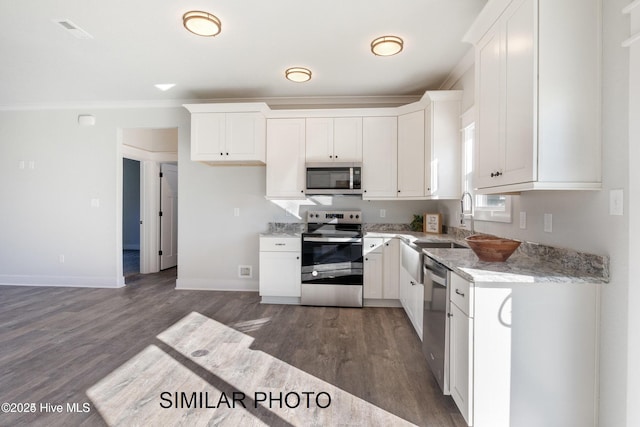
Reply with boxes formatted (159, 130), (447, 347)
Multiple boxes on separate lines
(0, 270), (464, 426)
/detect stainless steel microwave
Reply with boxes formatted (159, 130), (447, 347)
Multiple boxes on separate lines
(305, 162), (362, 195)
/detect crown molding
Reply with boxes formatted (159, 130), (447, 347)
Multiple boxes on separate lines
(438, 47), (475, 90)
(0, 95), (421, 112)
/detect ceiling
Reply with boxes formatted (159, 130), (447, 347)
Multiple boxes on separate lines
(0, 0), (487, 109)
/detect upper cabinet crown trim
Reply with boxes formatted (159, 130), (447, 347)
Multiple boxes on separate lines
(184, 102), (270, 114)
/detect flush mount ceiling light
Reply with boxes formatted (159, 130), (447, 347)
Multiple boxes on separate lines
(371, 35), (404, 56)
(183, 11), (221, 37)
(285, 67), (312, 83)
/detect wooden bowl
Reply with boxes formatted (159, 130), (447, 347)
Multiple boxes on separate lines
(465, 234), (521, 262)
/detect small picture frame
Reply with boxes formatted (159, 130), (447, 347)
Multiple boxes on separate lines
(424, 213), (442, 234)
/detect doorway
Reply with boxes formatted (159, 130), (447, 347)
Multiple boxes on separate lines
(123, 158), (141, 276)
(119, 127), (178, 282)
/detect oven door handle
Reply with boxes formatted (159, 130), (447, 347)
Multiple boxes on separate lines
(303, 237), (362, 243)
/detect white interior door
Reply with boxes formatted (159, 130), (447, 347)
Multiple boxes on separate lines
(160, 163), (178, 270)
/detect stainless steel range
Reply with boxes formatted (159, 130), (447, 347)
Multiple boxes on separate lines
(301, 210), (363, 307)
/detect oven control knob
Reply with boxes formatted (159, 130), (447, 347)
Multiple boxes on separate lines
(350, 214), (354, 219)
(356, 215), (360, 219)
(312, 270), (318, 277)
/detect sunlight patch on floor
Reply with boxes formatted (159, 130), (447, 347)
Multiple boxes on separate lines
(87, 311), (416, 426)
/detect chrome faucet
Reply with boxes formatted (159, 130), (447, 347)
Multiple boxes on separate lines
(460, 191), (474, 233)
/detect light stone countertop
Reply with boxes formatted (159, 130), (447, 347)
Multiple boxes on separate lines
(364, 231), (609, 285)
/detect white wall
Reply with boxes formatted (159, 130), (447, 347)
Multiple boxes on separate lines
(625, 1), (640, 425)
(0, 107), (189, 287)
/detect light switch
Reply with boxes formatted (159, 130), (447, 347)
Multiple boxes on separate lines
(519, 212), (527, 229)
(380, 209), (386, 218)
(610, 189), (623, 216)
(234, 207), (240, 217)
(91, 198), (100, 208)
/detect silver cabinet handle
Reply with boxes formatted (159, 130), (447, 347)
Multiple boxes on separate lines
(275, 243), (286, 246)
(455, 289), (465, 297)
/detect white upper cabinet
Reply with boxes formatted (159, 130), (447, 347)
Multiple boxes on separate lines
(266, 118), (306, 199)
(465, 0), (601, 193)
(185, 103), (267, 165)
(305, 117), (363, 163)
(397, 110), (426, 198)
(423, 91), (462, 199)
(362, 116), (398, 199)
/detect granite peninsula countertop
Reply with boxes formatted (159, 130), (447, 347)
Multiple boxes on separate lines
(365, 230), (609, 285)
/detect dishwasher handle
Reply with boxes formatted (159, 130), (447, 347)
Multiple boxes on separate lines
(427, 269), (447, 286)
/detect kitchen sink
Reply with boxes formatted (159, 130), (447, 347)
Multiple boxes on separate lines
(412, 240), (467, 249)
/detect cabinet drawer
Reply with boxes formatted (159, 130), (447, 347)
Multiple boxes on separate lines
(450, 272), (473, 317)
(364, 237), (385, 254)
(260, 236), (301, 252)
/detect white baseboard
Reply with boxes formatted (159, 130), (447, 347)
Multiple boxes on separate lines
(0, 274), (125, 288)
(364, 298), (403, 308)
(175, 278), (259, 292)
(260, 296), (301, 305)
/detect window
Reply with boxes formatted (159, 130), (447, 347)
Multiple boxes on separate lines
(461, 113), (512, 223)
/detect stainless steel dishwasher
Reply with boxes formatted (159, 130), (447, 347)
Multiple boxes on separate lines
(422, 255), (450, 394)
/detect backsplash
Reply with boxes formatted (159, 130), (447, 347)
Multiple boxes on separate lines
(364, 223), (413, 232)
(267, 222), (305, 234)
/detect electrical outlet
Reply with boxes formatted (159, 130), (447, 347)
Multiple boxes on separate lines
(519, 212), (527, 229)
(544, 213), (553, 233)
(380, 209), (386, 218)
(59, 254), (65, 264)
(234, 207), (240, 217)
(91, 198), (100, 208)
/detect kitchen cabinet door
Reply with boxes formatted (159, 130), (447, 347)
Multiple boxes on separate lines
(333, 117), (363, 162)
(364, 252), (383, 299)
(424, 92), (462, 199)
(190, 112), (265, 164)
(397, 110), (425, 198)
(362, 117), (398, 199)
(382, 238), (400, 299)
(474, 0), (536, 190)
(305, 117), (363, 163)
(191, 113), (226, 160)
(449, 301), (473, 426)
(225, 113), (266, 162)
(475, 25), (504, 190)
(259, 251), (301, 298)
(305, 118), (334, 162)
(266, 119), (306, 199)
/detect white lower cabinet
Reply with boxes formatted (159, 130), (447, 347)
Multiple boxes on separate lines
(382, 238), (400, 299)
(363, 237), (400, 303)
(399, 240), (424, 339)
(364, 251), (383, 299)
(259, 235), (301, 303)
(449, 273), (473, 426)
(448, 271), (600, 427)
